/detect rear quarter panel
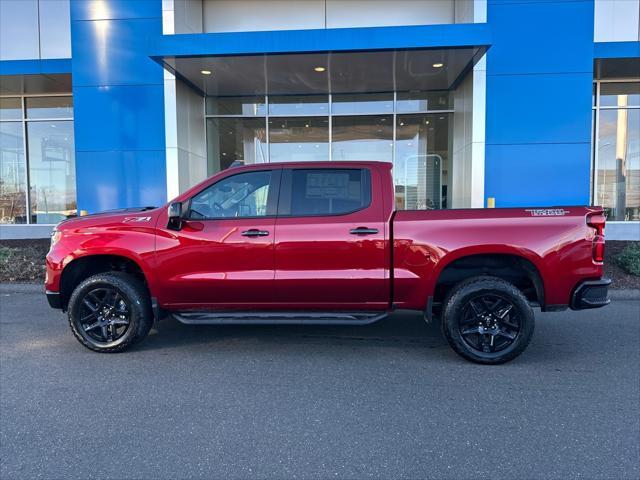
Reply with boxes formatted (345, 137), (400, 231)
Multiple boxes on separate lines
(392, 207), (603, 310)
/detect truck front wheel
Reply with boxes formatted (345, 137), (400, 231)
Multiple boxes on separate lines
(441, 276), (535, 364)
(67, 272), (153, 353)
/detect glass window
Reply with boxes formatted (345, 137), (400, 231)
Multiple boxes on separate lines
(206, 96), (266, 116)
(395, 114), (451, 210)
(595, 109), (639, 221)
(26, 96), (73, 119)
(332, 115), (393, 162)
(268, 95), (329, 116)
(288, 169), (371, 216)
(599, 82), (640, 108)
(0, 122), (27, 223)
(0, 0), (39, 60)
(331, 93), (393, 115)
(268, 117), (329, 162)
(396, 91), (452, 113)
(189, 170), (272, 219)
(27, 121), (76, 223)
(39, 0), (71, 59)
(0, 98), (22, 121)
(206, 117), (267, 173)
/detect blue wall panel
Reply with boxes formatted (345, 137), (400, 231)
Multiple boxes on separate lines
(70, 0), (161, 21)
(486, 73), (593, 145)
(72, 18), (164, 87)
(485, 0), (594, 207)
(151, 23), (492, 58)
(486, 143), (592, 207)
(70, 0), (166, 213)
(73, 85), (165, 152)
(76, 151), (167, 211)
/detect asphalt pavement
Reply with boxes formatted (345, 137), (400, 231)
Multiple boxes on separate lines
(1, 286), (639, 479)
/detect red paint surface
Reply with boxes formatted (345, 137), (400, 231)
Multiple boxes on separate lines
(46, 161), (604, 312)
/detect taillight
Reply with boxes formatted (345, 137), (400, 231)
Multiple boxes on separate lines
(587, 212), (606, 263)
(592, 235), (605, 263)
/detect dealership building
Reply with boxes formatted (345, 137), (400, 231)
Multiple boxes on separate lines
(0, 0), (639, 239)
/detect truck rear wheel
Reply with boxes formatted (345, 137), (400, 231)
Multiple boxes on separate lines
(441, 276), (535, 364)
(67, 272), (153, 353)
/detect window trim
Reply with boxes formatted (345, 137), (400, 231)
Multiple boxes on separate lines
(186, 168), (281, 221)
(277, 167), (372, 218)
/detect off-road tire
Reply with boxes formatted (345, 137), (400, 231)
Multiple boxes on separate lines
(441, 275), (535, 364)
(67, 272), (153, 353)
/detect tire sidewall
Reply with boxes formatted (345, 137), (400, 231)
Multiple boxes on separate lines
(442, 277), (535, 364)
(68, 274), (149, 352)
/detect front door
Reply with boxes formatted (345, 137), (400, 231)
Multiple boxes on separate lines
(272, 167), (389, 310)
(155, 169), (280, 309)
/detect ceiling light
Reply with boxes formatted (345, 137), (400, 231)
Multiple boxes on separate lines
(201, 70), (212, 75)
(314, 66), (326, 72)
(432, 63), (444, 68)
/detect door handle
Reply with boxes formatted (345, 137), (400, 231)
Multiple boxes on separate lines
(241, 229), (270, 237)
(349, 227), (379, 235)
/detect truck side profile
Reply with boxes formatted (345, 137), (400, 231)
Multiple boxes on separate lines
(45, 161), (610, 363)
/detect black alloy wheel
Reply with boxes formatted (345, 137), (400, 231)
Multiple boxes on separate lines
(67, 272), (153, 353)
(78, 287), (131, 343)
(458, 293), (521, 354)
(441, 276), (535, 364)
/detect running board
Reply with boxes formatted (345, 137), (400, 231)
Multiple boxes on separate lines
(170, 311), (388, 326)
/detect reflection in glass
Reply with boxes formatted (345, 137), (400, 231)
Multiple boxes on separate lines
(0, 122), (27, 223)
(596, 108), (639, 221)
(26, 96), (73, 119)
(0, 98), (22, 121)
(332, 115), (393, 162)
(206, 96), (266, 116)
(190, 171), (272, 219)
(269, 117), (329, 162)
(268, 95), (329, 116)
(27, 121), (76, 224)
(206, 117), (267, 173)
(395, 114), (451, 210)
(396, 91), (452, 113)
(331, 93), (393, 115)
(599, 82), (640, 108)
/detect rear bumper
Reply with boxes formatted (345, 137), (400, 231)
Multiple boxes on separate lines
(46, 290), (63, 309)
(570, 278), (611, 310)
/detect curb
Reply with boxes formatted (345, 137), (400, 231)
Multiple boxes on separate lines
(1, 283), (639, 300)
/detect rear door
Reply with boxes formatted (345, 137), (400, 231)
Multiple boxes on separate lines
(273, 166), (388, 310)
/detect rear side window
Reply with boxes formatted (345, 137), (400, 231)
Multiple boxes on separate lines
(286, 168), (371, 216)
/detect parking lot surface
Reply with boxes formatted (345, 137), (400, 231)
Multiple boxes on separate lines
(1, 287), (639, 479)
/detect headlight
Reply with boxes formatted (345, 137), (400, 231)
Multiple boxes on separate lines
(50, 229), (62, 248)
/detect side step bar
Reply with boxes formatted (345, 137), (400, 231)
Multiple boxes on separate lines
(170, 311), (389, 326)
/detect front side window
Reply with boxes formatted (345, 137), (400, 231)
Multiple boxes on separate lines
(189, 170), (272, 219)
(288, 169), (371, 216)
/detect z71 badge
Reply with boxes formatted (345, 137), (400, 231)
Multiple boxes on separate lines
(525, 209), (570, 217)
(123, 216), (152, 223)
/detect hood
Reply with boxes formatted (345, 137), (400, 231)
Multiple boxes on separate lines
(56, 206), (161, 231)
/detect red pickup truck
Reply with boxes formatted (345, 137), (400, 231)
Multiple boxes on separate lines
(46, 161), (610, 364)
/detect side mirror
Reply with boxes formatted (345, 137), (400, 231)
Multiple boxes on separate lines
(167, 202), (183, 231)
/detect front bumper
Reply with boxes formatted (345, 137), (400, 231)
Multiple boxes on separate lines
(570, 278), (611, 310)
(46, 290), (63, 309)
